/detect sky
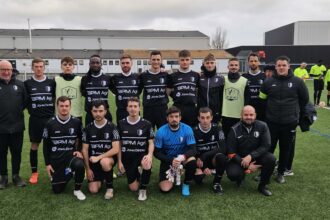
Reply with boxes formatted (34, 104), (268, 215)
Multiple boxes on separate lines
(1, 0), (330, 48)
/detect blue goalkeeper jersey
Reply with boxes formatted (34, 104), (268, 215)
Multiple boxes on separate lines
(155, 122), (196, 158)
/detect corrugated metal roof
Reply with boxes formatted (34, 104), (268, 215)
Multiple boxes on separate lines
(0, 49), (123, 59)
(0, 29), (208, 38)
(0, 49), (232, 59)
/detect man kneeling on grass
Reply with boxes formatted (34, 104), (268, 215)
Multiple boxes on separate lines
(82, 101), (120, 200)
(226, 105), (276, 196)
(43, 96), (86, 200)
(154, 106), (197, 197)
(117, 97), (154, 201)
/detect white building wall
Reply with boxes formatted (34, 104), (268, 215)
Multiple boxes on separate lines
(294, 21), (330, 45)
(0, 36), (209, 50)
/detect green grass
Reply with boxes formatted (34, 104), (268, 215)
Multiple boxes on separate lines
(0, 80), (329, 219)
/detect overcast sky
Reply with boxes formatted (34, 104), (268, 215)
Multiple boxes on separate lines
(1, 0), (329, 48)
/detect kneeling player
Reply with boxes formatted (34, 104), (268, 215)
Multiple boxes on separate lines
(193, 107), (227, 194)
(43, 96), (86, 200)
(82, 101), (120, 200)
(154, 106), (197, 197)
(117, 97), (154, 201)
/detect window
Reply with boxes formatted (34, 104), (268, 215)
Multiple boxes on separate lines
(190, 60), (194, 65)
(74, 60), (78, 65)
(137, 60), (141, 65)
(45, 60), (49, 65)
(103, 60), (108, 65)
(167, 60), (178, 65)
(143, 60), (148, 65)
(109, 60), (114, 65)
(79, 60), (84, 65)
(115, 60), (119, 65)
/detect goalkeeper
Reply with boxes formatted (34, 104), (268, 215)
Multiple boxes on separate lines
(154, 106), (197, 197)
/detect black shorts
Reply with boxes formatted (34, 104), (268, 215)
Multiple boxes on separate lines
(122, 154), (145, 184)
(51, 157), (76, 185)
(174, 104), (198, 127)
(201, 157), (215, 169)
(327, 83), (330, 91)
(89, 156), (117, 182)
(116, 108), (129, 124)
(314, 79), (324, 91)
(29, 116), (51, 143)
(143, 105), (167, 129)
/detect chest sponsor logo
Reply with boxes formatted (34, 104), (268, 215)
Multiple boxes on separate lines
(254, 131), (259, 138)
(225, 88), (239, 101)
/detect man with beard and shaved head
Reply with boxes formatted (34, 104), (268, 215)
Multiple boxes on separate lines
(242, 53), (266, 121)
(0, 60), (28, 189)
(81, 55), (112, 126)
(154, 106), (197, 197)
(226, 105), (275, 196)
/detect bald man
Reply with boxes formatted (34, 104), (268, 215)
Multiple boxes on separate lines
(0, 60), (27, 189)
(226, 105), (276, 196)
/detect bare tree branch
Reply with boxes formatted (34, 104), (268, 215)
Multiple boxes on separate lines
(210, 26), (229, 49)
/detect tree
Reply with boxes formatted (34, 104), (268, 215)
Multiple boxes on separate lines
(210, 26), (229, 49)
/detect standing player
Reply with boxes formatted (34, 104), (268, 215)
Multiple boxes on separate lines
(242, 53), (266, 121)
(110, 54), (141, 123)
(43, 96), (86, 200)
(325, 67), (330, 107)
(154, 106), (197, 196)
(140, 50), (169, 129)
(0, 60), (27, 189)
(309, 60), (326, 106)
(167, 50), (200, 127)
(198, 53), (225, 124)
(24, 58), (56, 184)
(222, 58), (248, 137)
(259, 56), (309, 183)
(117, 97), (154, 201)
(193, 107), (227, 194)
(294, 62), (309, 81)
(81, 55), (112, 125)
(55, 56), (83, 120)
(226, 106), (276, 196)
(82, 101), (120, 200)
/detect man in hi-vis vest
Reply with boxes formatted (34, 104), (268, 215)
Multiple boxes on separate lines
(221, 58), (248, 137)
(55, 56), (83, 120)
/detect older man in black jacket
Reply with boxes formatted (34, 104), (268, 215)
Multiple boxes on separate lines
(259, 56), (309, 184)
(226, 105), (276, 196)
(0, 60), (27, 189)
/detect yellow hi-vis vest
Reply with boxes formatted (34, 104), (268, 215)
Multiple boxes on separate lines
(222, 75), (247, 118)
(55, 75), (83, 117)
(310, 65), (326, 79)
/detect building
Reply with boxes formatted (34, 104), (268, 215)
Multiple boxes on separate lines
(0, 29), (210, 50)
(265, 21), (330, 46)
